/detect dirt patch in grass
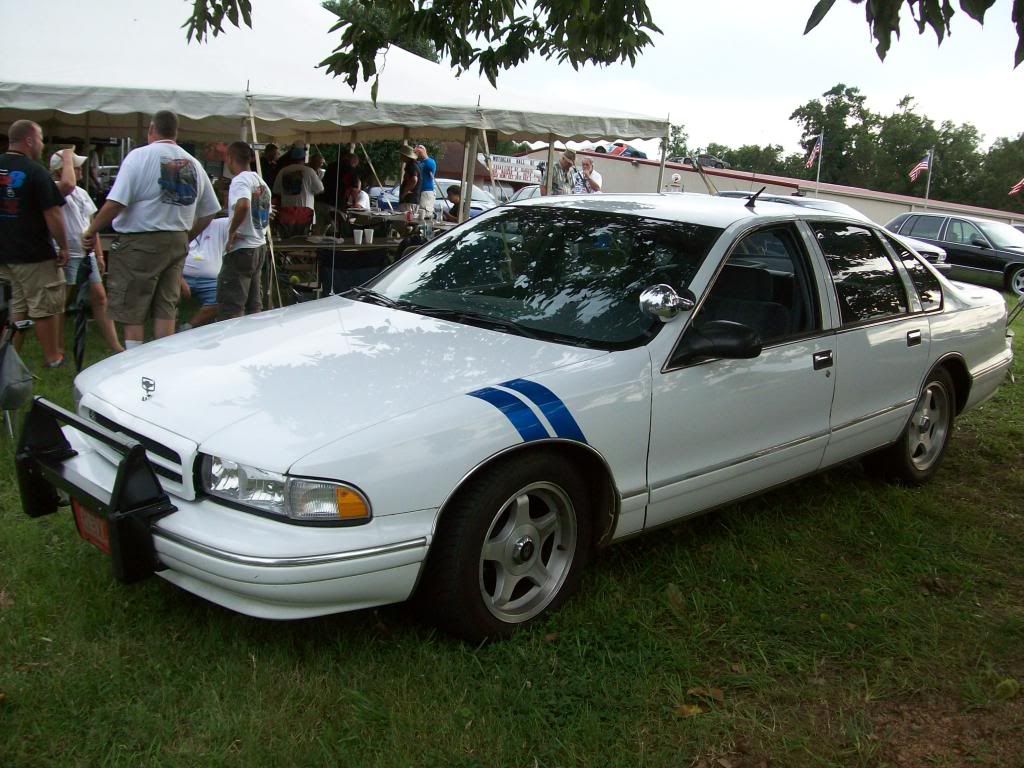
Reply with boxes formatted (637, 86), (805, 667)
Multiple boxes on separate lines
(871, 697), (1024, 767)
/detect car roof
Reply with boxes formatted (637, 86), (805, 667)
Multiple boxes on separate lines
(903, 210), (1008, 227)
(510, 192), (857, 229)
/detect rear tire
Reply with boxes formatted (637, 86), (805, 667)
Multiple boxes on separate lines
(866, 367), (955, 485)
(416, 451), (591, 642)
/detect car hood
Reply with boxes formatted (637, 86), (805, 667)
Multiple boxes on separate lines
(77, 297), (605, 465)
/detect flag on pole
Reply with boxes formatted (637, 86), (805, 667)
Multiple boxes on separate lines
(1010, 176), (1024, 195)
(805, 135), (822, 169)
(909, 153), (930, 182)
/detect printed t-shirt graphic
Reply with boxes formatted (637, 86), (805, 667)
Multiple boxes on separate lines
(0, 169), (28, 217)
(158, 157), (199, 206)
(280, 168), (304, 196)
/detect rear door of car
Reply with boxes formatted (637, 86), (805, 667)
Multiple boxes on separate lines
(645, 222), (836, 528)
(808, 221), (930, 468)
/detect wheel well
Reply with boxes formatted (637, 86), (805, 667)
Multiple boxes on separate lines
(1005, 262), (1024, 282)
(938, 356), (971, 415)
(433, 441), (619, 553)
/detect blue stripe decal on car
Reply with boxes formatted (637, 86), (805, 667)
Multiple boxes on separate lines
(500, 378), (588, 444)
(468, 387), (550, 442)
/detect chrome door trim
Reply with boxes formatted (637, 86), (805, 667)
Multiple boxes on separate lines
(829, 398), (917, 434)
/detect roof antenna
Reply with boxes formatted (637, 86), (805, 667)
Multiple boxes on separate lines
(745, 186), (767, 209)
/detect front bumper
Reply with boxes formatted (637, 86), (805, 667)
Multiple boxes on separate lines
(15, 398), (433, 619)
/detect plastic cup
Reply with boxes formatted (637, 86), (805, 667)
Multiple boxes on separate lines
(353, 229), (364, 245)
(364, 229), (374, 244)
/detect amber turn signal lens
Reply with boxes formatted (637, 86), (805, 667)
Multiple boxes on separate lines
(335, 487), (370, 519)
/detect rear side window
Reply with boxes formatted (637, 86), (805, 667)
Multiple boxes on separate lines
(812, 223), (909, 325)
(906, 215), (943, 239)
(882, 234), (943, 312)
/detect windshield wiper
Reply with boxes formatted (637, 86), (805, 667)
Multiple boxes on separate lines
(343, 286), (405, 309)
(409, 306), (546, 339)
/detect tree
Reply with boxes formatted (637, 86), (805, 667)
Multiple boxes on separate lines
(789, 84), (879, 187)
(974, 136), (1024, 212)
(661, 124), (689, 161)
(185, 0), (661, 100)
(321, 0), (439, 63)
(804, 0), (1024, 68)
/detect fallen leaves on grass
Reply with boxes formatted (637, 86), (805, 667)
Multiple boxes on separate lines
(674, 703), (704, 717)
(994, 678), (1020, 700)
(0, 588), (11, 609)
(665, 582), (687, 619)
(688, 686), (725, 703)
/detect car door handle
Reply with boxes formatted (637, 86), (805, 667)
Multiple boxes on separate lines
(812, 350), (833, 370)
(907, 329), (922, 347)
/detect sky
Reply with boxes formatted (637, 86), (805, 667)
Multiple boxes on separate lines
(495, 0), (1023, 156)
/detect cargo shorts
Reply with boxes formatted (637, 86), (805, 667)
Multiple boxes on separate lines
(0, 260), (66, 319)
(106, 231), (189, 324)
(216, 245), (265, 320)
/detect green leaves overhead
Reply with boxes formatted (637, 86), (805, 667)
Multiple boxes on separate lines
(805, 0), (1023, 67)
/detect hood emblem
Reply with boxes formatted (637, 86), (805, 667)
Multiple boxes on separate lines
(141, 377), (156, 401)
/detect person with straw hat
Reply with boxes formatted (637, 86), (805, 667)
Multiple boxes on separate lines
(398, 145), (420, 212)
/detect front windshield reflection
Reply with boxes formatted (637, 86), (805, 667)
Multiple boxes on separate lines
(370, 206), (722, 349)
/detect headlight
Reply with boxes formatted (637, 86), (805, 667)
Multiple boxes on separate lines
(200, 455), (371, 524)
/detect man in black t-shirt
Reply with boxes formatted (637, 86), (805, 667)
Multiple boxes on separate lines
(0, 120), (71, 367)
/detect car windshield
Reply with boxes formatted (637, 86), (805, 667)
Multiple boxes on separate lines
(369, 206), (723, 349)
(975, 220), (1024, 250)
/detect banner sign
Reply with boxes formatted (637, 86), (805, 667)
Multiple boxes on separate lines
(479, 154), (543, 183)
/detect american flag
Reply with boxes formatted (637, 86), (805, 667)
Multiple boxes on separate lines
(1010, 176), (1024, 195)
(805, 135), (822, 169)
(909, 153), (930, 182)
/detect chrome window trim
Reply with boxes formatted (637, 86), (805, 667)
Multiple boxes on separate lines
(649, 430), (831, 490)
(154, 529), (427, 568)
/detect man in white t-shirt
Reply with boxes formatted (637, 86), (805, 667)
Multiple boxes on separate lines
(580, 157), (603, 193)
(272, 143), (323, 223)
(343, 177), (370, 210)
(50, 150), (122, 353)
(82, 110), (220, 348)
(179, 217), (229, 331)
(219, 142), (272, 320)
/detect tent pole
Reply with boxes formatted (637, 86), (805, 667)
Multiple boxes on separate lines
(479, 129), (500, 202)
(83, 113), (91, 191)
(544, 135), (555, 195)
(246, 94), (282, 310)
(357, 143), (387, 197)
(462, 132), (479, 223)
(657, 120), (669, 192)
(458, 130), (472, 223)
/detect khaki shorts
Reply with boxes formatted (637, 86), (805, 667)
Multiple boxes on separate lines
(106, 231), (189, 324)
(217, 246), (265, 320)
(0, 260), (66, 319)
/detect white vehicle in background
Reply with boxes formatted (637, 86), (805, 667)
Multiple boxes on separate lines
(16, 194), (1012, 641)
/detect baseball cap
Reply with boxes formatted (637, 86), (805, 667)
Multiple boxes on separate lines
(49, 149), (87, 171)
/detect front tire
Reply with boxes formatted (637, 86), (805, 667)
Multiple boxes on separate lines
(1006, 264), (1024, 297)
(867, 367), (955, 485)
(416, 452), (592, 642)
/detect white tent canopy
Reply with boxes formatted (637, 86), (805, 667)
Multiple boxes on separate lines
(0, 0), (668, 143)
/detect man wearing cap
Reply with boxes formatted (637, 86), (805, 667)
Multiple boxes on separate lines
(272, 143), (324, 222)
(0, 120), (71, 368)
(398, 145), (420, 212)
(82, 110), (220, 348)
(414, 144), (437, 218)
(549, 148), (585, 196)
(50, 149), (122, 353)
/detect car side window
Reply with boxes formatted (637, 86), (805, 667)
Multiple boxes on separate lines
(812, 223), (909, 325)
(906, 215), (943, 239)
(882, 234), (943, 312)
(694, 225), (820, 346)
(945, 218), (985, 245)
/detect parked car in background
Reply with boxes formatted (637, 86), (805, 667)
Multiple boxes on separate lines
(375, 177), (497, 218)
(886, 212), (1024, 295)
(1012, 223), (1024, 235)
(509, 184), (541, 202)
(594, 142), (648, 159)
(671, 154), (731, 169)
(17, 194), (1013, 641)
(717, 191), (949, 267)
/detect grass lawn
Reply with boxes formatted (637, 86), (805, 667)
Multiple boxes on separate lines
(2, 298), (1023, 767)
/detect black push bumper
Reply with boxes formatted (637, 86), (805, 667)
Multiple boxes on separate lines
(15, 397), (177, 583)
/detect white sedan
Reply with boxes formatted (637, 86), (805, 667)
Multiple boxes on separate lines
(16, 194), (1013, 641)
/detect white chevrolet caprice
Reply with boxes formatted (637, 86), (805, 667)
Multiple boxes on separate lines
(16, 194), (1014, 641)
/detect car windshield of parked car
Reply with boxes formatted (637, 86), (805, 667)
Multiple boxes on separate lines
(369, 206), (723, 349)
(975, 220), (1024, 250)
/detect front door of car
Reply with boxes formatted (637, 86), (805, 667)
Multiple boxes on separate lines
(808, 222), (930, 467)
(645, 224), (836, 529)
(942, 218), (998, 273)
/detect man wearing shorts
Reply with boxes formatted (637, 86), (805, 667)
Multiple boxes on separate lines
(82, 110), (220, 348)
(220, 142), (272, 320)
(415, 144), (437, 219)
(50, 150), (122, 353)
(0, 120), (70, 368)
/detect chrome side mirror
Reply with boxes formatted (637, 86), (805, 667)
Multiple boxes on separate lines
(640, 284), (695, 322)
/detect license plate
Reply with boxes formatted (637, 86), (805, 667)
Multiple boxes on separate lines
(72, 498), (111, 555)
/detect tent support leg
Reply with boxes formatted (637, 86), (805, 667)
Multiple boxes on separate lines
(657, 120), (669, 192)
(544, 136), (555, 195)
